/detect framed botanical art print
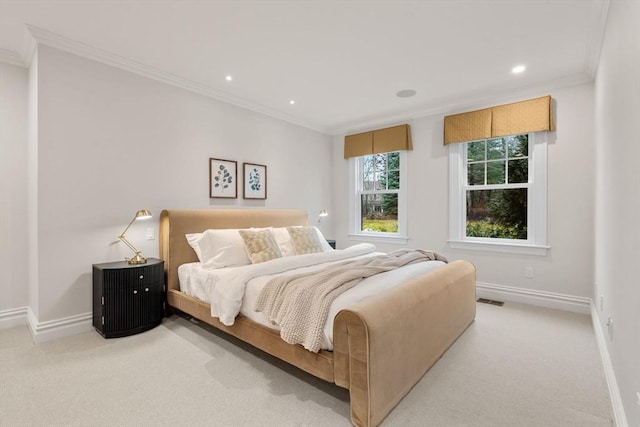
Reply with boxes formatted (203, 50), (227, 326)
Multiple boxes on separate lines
(209, 158), (237, 198)
(243, 162), (267, 200)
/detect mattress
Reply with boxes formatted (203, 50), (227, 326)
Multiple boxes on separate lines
(178, 243), (446, 350)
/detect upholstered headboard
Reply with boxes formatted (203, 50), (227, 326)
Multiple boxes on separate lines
(159, 209), (308, 293)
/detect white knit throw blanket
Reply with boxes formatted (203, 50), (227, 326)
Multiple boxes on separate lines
(254, 249), (447, 352)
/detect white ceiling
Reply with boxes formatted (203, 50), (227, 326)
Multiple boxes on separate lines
(0, 0), (608, 135)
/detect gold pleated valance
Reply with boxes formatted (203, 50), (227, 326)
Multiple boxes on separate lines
(443, 96), (555, 145)
(344, 124), (412, 159)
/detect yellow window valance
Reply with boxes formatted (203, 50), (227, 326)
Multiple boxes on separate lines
(343, 131), (373, 158)
(344, 124), (412, 159)
(443, 95), (555, 145)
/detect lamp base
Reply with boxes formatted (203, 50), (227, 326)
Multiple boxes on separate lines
(127, 253), (147, 265)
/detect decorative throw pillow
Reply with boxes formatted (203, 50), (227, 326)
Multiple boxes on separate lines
(238, 229), (283, 264)
(250, 227), (296, 257)
(286, 226), (326, 255)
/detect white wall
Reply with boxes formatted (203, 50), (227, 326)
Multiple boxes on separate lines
(0, 62), (29, 312)
(332, 82), (595, 304)
(593, 0), (640, 424)
(30, 45), (332, 323)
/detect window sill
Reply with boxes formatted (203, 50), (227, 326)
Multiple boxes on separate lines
(348, 233), (408, 245)
(447, 240), (549, 256)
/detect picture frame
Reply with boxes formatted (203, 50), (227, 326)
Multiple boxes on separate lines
(209, 158), (237, 198)
(243, 162), (267, 200)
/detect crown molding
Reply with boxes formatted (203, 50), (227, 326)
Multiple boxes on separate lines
(24, 24), (331, 135)
(0, 27), (37, 68)
(18, 13), (607, 138)
(584, 0), (610, 78)
(20, 30), (37, 67)
(0, 48), (25, 67)
(332, 71), (593, 136)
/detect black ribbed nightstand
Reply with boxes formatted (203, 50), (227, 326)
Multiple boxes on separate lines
(92, 258), (164, 338)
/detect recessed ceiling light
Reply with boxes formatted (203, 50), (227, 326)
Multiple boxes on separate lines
(396, 89), (417, 98)
(512, 65), (526, 74)
(289, 100), (295, 105)
(225, 75), (233, 81)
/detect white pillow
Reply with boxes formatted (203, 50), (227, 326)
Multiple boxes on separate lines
(185, 229), (251, 268)
(312, 226), (334, 252)
(272, 227), (296, 256)
(185, 232), (205, 261)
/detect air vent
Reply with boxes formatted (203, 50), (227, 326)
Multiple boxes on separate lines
(477, 298), (504, 306)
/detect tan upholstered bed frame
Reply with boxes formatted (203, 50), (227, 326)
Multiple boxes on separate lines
(159, 209), (476, 427)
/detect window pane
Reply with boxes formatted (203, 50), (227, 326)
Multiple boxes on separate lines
(387, 170), (400, 190)
(467, 163), (484, 185)
(363, 172), (375, 190)
(361, 194), (398, 233)
(487, 138), (505, 160)
(362, 156), (375, 173)
(508, 159), (528, 183)
(361, 194), (380, 221)
(373, 154), (386, 172)
(375, 172), (385, 190)
(467, 140), (485, 162)
(466, 189), (527, 239)
(487, 161), (505, 184)
(387, 152), (400, 170)
(507, 135), (528, 158)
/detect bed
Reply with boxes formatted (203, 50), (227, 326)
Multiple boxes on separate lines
(159, 209), (476, 426)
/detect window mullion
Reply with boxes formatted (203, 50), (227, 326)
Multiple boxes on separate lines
(505, 152), (509, 184)
(465, 183), (529, 191)
(360, 190), (400, 195)
(484, 141), (488, 186)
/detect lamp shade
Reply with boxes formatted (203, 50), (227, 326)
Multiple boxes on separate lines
(135, 209), (152, 220)
(318, 210), (328, 224)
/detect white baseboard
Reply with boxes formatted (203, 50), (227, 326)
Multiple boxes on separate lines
(26, 308), (93, 344)
(0, 307), (29, 330)
(591, 304), (629, 427)
(476, 281), (591, 314)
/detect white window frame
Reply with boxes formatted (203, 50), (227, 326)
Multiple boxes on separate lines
(448, 132), (549, 255)
(348, 151), (408, 244)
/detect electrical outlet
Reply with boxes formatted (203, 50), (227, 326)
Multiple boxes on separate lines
(606, 317), (613, 341)
(636, 391), (640, 407)
(525, 267), (534, 279)
(599, 295), (604, 311)
(146, 227), (155, 240)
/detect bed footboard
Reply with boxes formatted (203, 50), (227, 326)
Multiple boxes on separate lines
(333, 260), (476, 427)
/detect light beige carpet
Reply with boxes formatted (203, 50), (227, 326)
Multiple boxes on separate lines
(0, 302), (613, 426)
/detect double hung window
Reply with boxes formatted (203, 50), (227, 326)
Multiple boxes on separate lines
(449, 133), (548, 255)
(349, 151), (407, 243)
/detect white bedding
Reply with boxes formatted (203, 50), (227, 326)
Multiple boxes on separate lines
(178, 243), (446, 350)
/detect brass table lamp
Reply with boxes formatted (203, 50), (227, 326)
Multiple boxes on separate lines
(118, 209), (152, 264)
